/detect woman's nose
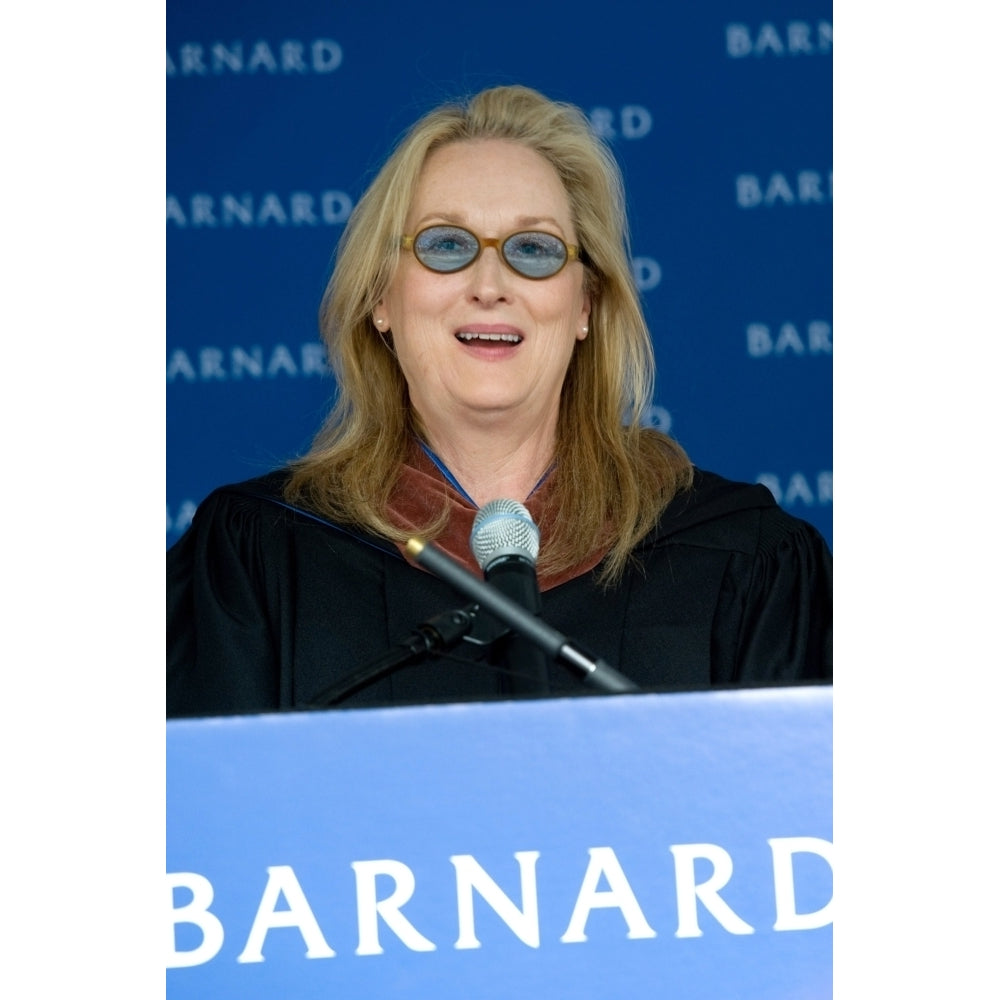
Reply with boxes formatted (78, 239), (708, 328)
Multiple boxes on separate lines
(466, 243), (511, 303)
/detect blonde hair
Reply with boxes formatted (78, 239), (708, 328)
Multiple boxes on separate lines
(285, 85), (692, 583)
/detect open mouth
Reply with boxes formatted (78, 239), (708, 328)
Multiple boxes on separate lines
(456, 332), (523, 344)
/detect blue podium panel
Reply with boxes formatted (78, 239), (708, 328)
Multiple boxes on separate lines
(167, 687), (832, 999)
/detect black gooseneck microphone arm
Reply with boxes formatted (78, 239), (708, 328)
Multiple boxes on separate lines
(406, 537), (639, 695)
(307, 604), (478, 708)
(479, 553), (552, 695)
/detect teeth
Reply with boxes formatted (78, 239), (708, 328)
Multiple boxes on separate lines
(457, 332), (522, 343)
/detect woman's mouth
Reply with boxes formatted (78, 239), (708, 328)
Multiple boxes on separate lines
(456, 331), (523, 344)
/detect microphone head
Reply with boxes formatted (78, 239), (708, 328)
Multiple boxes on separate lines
(470, 498), (540, 571)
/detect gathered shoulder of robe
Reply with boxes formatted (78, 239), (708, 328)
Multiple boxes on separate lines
(166, 467), (832, 718)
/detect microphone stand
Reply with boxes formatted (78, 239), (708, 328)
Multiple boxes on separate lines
(308, 604), (478, 708)
(480, 555), (552, 697)
(406, 538), (639, 695)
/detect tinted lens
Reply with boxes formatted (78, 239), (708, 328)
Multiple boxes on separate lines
(503, 231), (568, 278)
(413, 226), (480, 272)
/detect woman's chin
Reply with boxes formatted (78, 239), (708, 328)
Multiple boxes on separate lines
(441, 390), (542, 424)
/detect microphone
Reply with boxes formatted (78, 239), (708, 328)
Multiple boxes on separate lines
(470, 499), (551, 694)
(406, 537), (639, 695)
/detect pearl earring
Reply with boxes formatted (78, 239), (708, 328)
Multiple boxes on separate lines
(582, 325), (589, 334)
(375, 318), (385, 327)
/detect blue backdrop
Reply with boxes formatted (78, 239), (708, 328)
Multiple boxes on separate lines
(166, 1), (832, 548)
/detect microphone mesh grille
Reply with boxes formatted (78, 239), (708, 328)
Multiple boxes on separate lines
(470, 498), (540, 569)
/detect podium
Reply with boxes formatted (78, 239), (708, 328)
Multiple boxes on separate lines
(167, 686), (832, 998)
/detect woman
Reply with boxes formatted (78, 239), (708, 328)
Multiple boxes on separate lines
(167, 85), (832, 717)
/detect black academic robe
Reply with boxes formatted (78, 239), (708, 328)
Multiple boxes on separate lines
(166, 468), (832, 718)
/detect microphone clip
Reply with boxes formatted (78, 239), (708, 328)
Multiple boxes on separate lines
(308, 603), (479, 709)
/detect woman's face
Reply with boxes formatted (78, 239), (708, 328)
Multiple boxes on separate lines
(378, 139), (591, 438)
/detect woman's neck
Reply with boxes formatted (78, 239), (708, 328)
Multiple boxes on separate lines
(418, 422), (557, 507)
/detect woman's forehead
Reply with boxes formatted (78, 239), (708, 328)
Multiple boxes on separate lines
(408, 139), (573, 231)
